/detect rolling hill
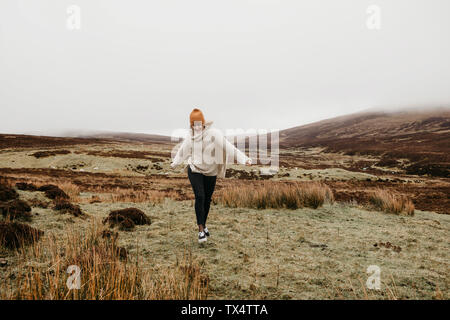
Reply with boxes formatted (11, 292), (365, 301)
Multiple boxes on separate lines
(279, 108), (450, 177)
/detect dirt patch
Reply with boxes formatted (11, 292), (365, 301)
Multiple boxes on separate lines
(31, 150), (71, 158)
(0, 221), (43, 249)
(103, 208), (151, 231)
(0, 199), (32, 221)
(374, 242), (402, 253)
(38, 185), (69, 200)
(52, 199), (84, 217)
(126, 164), (151, 174)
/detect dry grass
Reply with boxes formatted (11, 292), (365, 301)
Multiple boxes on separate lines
(107, 189), (170, 203)
(328, 274), (401, 300)
(1, 221), (141, 299)
(0, 219), (208, 300)
(78, 189), (175, 204)
(369, 189), (415, 216)
(12, 177), (80, 202)
(56, 181), (81, 201)
(0, 221), (43, 249)
(144, 250), (209, 299)
(7, 175), (179, 204)
(0, 137), (448, 300)
(218, 181), (334, 210)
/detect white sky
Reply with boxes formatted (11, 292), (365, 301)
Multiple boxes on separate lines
(1, 0), (449, 137)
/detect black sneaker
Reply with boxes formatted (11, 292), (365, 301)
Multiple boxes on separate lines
(198, 231), (207, 243)
(204, 227), (210, 237)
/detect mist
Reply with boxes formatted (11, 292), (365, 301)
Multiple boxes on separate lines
(1, 0), (449, 136)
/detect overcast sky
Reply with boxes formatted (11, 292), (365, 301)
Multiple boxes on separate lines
(1, 0), (449, 137)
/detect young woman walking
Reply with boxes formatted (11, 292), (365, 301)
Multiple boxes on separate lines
(171, 108), (252, 243)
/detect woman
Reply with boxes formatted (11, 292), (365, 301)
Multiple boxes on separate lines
(171, 108), (252, 243)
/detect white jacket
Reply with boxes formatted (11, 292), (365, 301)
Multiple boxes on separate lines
(170, 121), (251, 178)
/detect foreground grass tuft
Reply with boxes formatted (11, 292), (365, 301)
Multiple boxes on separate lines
(369, 189), (415, 216)
(1, 219), (208, 300)
(0, 221), (43, 249)
(218, 181), (334, 210)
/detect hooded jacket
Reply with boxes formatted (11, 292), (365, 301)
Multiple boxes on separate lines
(170, 121), (251, 178)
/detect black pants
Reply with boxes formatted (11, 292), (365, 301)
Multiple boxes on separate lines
(187, 166), (217, 226)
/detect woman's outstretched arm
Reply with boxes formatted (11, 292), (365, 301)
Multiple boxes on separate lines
(170, 137), (192, 168)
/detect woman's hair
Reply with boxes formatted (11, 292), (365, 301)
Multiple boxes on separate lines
(190, 108), (205, 128)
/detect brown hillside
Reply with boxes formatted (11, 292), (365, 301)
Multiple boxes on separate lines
(279, 108), (450, 177)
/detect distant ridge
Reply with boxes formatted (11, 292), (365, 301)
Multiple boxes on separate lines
(71, 131), (173, 144)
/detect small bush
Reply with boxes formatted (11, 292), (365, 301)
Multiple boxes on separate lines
(38, 184), (69, 200)
(0, 199), (32, 221)
(0, 221), (43, 249)
(103, 208), (151, 230)
(0, 183), (18, 202)
(15, 182), (38, 192)
(369, 189), (415, 216)
(53, 199), (84, 217)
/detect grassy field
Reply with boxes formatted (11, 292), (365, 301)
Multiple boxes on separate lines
(2, 189), (448, 299)
(0, 136), (448, 299)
